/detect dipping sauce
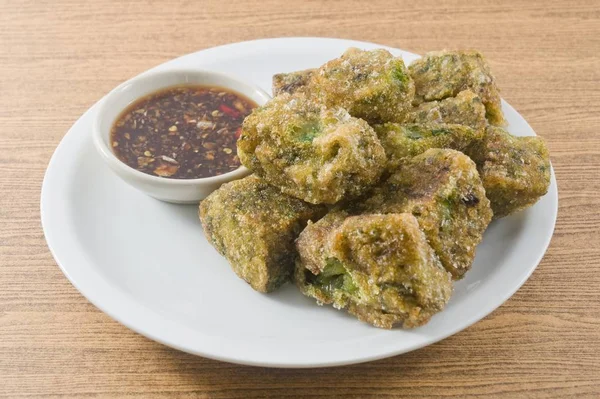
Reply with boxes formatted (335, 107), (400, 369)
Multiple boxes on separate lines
(110, 85), (257, 179)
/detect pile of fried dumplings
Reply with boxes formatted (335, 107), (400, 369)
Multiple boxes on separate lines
(199, 48), (551, 329)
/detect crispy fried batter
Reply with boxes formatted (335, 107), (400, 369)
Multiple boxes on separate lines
(310, 48), (415, 123)
(356, 149), (492, 279)
(374, 122), (482, 172)
(468, 126), (551, 218)
(238, 93), (386, 204)
(409, 50), (505, 126)
(199, 175), (326, 293)
(295, 212), (452, 329)
(272, 69), (315, 96)
(408, 90), (487, 131)
(200, 47), (551, 332)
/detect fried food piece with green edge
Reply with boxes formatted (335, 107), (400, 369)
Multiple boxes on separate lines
(199, 175), (326, 293)
(408, 90), (487, 132)
(373, 122), (483, 172)
(238, 93), (386, 204)
(468, 126), (550, 219)
(357, 149), (492, 279)
(295, 211), (453, 329)
(409, 50), (505, 126)
(272, 69), (315, 96)
(310, 47), (415, 123)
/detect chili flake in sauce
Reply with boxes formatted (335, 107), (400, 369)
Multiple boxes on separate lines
(110, 85), (257, 179)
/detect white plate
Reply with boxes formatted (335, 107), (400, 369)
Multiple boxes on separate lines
(41, 37), (558, 368)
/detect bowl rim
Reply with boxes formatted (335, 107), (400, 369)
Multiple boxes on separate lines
(92, 68), (270, 186)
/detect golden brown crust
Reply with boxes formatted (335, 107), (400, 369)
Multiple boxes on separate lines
(408, 90), (487, 132)
(409, 50), (505, 126)
(272, 69), (315, 96)
(356, 149), (493, 279)
(295, 212), (452, 329)
(373, 122), (483, 172)
(468, 126), (551, 218)
(310, 48), (415, 124)
(199, 175), (326, 292)
(238, 93), (386, 204)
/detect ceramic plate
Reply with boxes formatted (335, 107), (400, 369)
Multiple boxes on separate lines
(41, 37), (558, 368)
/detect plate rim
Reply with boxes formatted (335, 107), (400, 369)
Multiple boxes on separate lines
(41, 37), (558, 368)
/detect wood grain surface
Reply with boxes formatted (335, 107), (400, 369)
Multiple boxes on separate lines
(1, 0), (599, 397)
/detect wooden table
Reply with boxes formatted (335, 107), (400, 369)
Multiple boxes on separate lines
(1, 0), (599, 397)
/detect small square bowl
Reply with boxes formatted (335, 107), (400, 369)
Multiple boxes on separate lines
(93, 69), (271, 204)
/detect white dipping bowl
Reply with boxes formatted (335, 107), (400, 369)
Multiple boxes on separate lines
(93, 69), (271, 204)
